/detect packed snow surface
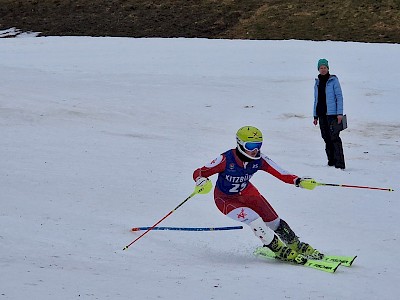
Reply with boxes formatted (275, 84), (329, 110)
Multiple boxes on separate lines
(1, 37), (399, 299)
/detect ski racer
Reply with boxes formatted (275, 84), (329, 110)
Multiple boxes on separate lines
(193, 126), (322, 264)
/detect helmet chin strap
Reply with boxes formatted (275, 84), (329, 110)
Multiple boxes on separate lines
(237, 144), (260, 160)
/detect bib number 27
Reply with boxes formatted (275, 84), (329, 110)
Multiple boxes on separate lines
(229, 182), (247, 193)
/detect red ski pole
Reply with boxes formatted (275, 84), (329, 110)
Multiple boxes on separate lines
(317, 182), (394, 192)
(123, 179), (212, 250)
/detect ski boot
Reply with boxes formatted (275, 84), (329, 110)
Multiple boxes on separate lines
(289, 241), (324, 260)
(266, 235), (307, 265)
(274, 219), (324, 260)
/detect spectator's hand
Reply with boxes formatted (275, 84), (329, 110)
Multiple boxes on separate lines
(337, 115), (343, 124)
(313, 118), (318, 126)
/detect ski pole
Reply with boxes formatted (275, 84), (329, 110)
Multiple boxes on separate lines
(316, 182), (394, 192)
(123, 179), (213, 250)
(131, 226), (243, 232)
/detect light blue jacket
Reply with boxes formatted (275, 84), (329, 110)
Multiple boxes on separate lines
(313, 75), (343, 117)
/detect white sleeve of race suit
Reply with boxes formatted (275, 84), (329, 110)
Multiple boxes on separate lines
(260, 153), (292, 175)
(204, 154), (223, 168)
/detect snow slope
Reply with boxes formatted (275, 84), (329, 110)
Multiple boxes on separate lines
(1, 37), (399, 300)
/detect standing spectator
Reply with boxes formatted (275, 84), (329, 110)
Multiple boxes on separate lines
(313, 58), (346, 169)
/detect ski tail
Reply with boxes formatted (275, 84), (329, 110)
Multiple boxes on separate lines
(131, 226), (243, 232)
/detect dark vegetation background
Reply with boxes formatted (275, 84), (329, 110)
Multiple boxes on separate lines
(1, 0), (400, 43)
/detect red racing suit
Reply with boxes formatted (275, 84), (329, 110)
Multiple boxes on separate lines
(193, 149), (299, 223)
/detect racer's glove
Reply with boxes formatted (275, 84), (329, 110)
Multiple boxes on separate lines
(295, 177), (317, 190)
(195, 177), (212, 194)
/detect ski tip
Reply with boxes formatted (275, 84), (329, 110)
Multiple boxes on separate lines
(333, 262), (341, 273)
(131, 227), (140, 232)
(348, 255), (357, 266)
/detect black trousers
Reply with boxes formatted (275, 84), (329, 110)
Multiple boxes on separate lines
(318, 115), (345, 169)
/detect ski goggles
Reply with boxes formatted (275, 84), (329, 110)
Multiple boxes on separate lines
(239, 140), (262, 152)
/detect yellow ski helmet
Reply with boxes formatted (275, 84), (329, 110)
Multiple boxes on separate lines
(236, 126), (263, 159)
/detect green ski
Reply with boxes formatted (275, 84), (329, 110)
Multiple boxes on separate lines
(322, 255), (357, 267)
(254, 247), (341, 273)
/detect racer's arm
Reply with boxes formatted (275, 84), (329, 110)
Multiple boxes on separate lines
(193, 154), (226, 181)
(260, 154), (317, 190)
(260, 154), (299, 185)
